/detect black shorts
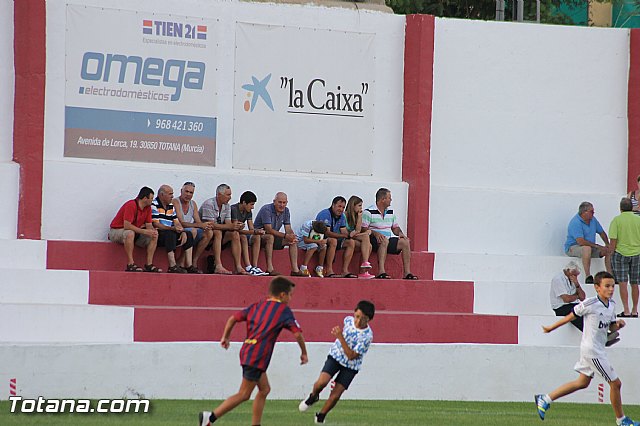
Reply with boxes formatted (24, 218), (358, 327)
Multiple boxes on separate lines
(321, 356), (358, 390)
(242, 365), (265, 382)
(369, 235), (401, 255)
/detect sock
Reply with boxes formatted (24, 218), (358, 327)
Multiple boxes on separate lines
(543, 394), (552, 404)
(617, 417), (626, 425)
(210, 412), (218, 423)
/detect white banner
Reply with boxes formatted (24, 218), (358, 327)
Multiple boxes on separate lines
(233, 23), (375, 175)
(65, 5), (218, 166)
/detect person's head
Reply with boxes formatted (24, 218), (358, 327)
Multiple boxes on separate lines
(157, 185), (174, 205)
(620, 197), (633, 212)
(269, 276), (296, 303)
(376, 188), (392, 209)
(563, 261), (580, 277)
(354, 300), (375, 329)
(239, 191), (257, 212)
(216, 184), (232, 205)
(578, 201), (594, 220)
(330, 196), (347, 217)
(593, 271), (615, 300)
(311, 220), (328, 235)
(273, 192), (288, 213)
(137, 187), (155, 207)
(180, 181), (196, 202)
(345, 195), (363, 228)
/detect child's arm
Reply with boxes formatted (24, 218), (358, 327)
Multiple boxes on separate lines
(293, 332), (308, 365)
(331, 326), (361, 360)
(610, 319), (626, 332)
(542, 313), (576, 333)
(220, 315), (237, 349)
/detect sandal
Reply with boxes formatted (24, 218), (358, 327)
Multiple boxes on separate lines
(143, 264), (162, 273)
(168, 265), (187, 274)
(617, 312), (632, 318)
(125, 263), (143, 272)
(375, 273), (391, 279)
(404, 273), (419, 280)
(326, 273), (344, 278)
(186, 265), (203, 274)
(343, 273), (358, 278)
(632, 313), (639, 318)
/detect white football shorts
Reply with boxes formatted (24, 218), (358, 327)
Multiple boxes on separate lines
(574, 355), (618, 382)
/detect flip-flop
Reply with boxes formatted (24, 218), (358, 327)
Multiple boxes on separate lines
(213, 267), (233, 275)
(343, 273), (358, 278)
(326, 273), (344, 278)
(404, 273), (419, 280)
(632, 313), (639, 318)
(617, 312), (632, 318)
(375, 273), (391, 279)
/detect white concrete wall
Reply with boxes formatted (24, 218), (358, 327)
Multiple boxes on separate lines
(429, 18), (629, 256)
(1, 342), (638, 403)
(42, 0), (406, 241)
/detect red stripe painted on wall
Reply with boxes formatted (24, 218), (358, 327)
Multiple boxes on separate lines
(402, 15), (435, 252)
(13, 1), (46, 239)
(629, 30), (640, 192)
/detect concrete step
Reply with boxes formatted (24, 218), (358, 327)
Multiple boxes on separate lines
(0, 269), (89, 304)
(133, 308), (517, 344)
(88, 271), (474, 313)
(0, 304), (133, 343)
(0, 239), (46, 269)
(47, 240), (435, 279)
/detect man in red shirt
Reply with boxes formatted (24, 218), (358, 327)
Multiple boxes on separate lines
(108, 186), (161, 272)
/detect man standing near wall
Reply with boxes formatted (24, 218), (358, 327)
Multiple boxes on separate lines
(564, 201), (612, 284)
(608, 197), (640, 318)
(362, 188), (417, 280)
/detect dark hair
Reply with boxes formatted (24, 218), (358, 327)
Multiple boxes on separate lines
(137, 186), (154, 200)
(240, 191), (257, 204)
(331, 196), (347, 207)
(620, 197), (633, 212)
(578, 201), (593, 215)
(376, 188), (390, 202)
(312, 220), (328, 234)
(269, 276), (295, 296)
(356, 300), (375, 320)
(594, 271), (615, 285)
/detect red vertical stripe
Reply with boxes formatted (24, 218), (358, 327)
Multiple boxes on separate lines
(629, 30), (640, 192)
(402, 15), (435, 252)
(13, 0), (46, 239)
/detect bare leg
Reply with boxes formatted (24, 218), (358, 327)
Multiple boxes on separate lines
(318, 382), (347, 416)
(311, 371), (332, 396)
(226, 231), (247, 274)
(581, 246), (592, 277)
(398, 238), (412, 277)
(604, 252), (613, 274)
(251, 235), (262, 268)
(167, 251), (177, 268)
(263, 234), (275, 272)
(549, 373), (591, 401)
(240, 234), (250, 267)
(631, 284), (639, 315)
(212, 378), (257, 419)
(251, 373), (271, 426)
(324, 238), (337, 275)
(609, 378), (624, 419)
(303, 247), (317, 267)
(288, 243), (299, 273)
(183, 247), (193, 268)
(341, 239), (355, 275)
(377, 238), (389, 275)
(619, 281), (631, 315)
(193, 229), (213, 266)
(213, 230), (232, 274)
(123, 230), (136, 264)
(145, 234), (158, 265)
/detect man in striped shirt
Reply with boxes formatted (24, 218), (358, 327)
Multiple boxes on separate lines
(361, 188), (417, 280)
(199, 277), (308, 426)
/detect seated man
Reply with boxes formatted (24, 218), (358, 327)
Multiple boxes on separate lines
(253, 192), (304, 277)
(152, 185), (196, 273)
(550, 261), (586, 330)
(230, 190), (269, 276)
(108, 186), (160, 272)
(315, 196), (357, 278)
(173, 181), (212, 273)
(200, 184), (247, 275)
(362, 187), (417, 280)
(564, 201), (612, 284)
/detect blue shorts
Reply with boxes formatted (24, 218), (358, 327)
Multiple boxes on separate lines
(321, 356), (358, 390)
(242, 365), (265, 382)
(185, 227), (204, 244)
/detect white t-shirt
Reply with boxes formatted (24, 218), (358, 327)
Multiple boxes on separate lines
(549, 271), (579, 310)
(328, 316), (373, 371)
(573, 296), (617, 359)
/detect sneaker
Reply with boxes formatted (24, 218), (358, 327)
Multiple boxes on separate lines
(315, 412), (326, 424)
(360, 261), (372, 269)
(585, 275), (594, 284)
(534, 394), (550, 420)
(299, 393), (319, 412)
(358, 272), (375, 279)
(199, 411), (212, 426)
(249, 266), (269, 276)
(300, 266), (311, 277)
(620, 416), (640, 426)
(315, 266), (325, 278)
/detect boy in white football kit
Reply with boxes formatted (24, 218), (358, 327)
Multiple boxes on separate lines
(535, 271), (639, 426)
(299, 300), (374, 424)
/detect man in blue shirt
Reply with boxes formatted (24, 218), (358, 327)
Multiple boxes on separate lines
(564, 201), (612, 284)
(316, 196), (357, 278)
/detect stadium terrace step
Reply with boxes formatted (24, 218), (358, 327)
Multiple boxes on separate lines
(133, 308), (518, 344)
(88, 271), (474, 313)
(0, 303), (133, 343)
(0, 238), (46, 269)
(46, 240), (435, 279)
(0, 269), (89, 304)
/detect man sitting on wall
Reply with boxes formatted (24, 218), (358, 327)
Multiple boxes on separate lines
(173, 181), (212, 273)
(315, 196), (357, 278)
(108, 186), (160, 273)
(361, 187), (417, 280)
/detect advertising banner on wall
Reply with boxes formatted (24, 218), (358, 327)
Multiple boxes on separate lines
(233, 23), (375, 175)
(64, 5), (217, 166)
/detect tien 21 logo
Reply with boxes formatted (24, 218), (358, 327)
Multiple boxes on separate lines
(142, 20), (207, 40)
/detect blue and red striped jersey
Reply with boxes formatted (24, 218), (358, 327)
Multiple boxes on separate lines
(234, 299), (302, 370)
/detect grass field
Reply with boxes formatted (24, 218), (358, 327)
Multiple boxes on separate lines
(1, 399), (638, 425)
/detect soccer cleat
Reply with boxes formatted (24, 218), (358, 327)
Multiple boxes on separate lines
(620, 416), (640, 426)
(315, 266), (325, 278)
(314, 412), (326, 424)
(199, 411), (212, 426)
(535, 394), (550, 420)
(299, 393), (319, 412)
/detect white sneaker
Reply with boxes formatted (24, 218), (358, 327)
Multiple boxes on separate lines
(315, 266), (325, 278)
(199, 411), (212, 426)
(299, 393), (319, 412)
(252, 266), (269, 276)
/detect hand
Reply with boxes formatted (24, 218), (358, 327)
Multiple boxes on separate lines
(175, 224), (184, 233)
(375, 232), (386, 244)
(349, 230), (356, 238)
(220, 338), (230, 349)
(331, 326), (342, 338)
(300, 353), (308, 365)
(178, 231), (187, 245)
(285, 233), (297, 244)
(233, 222), (244, 231)
(617, 319), (626, 329)
(204, 222), (214, 230)
(254, 228), (265, 235)
(542, 325), (552, 334)
(145, 228), (158, 238)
